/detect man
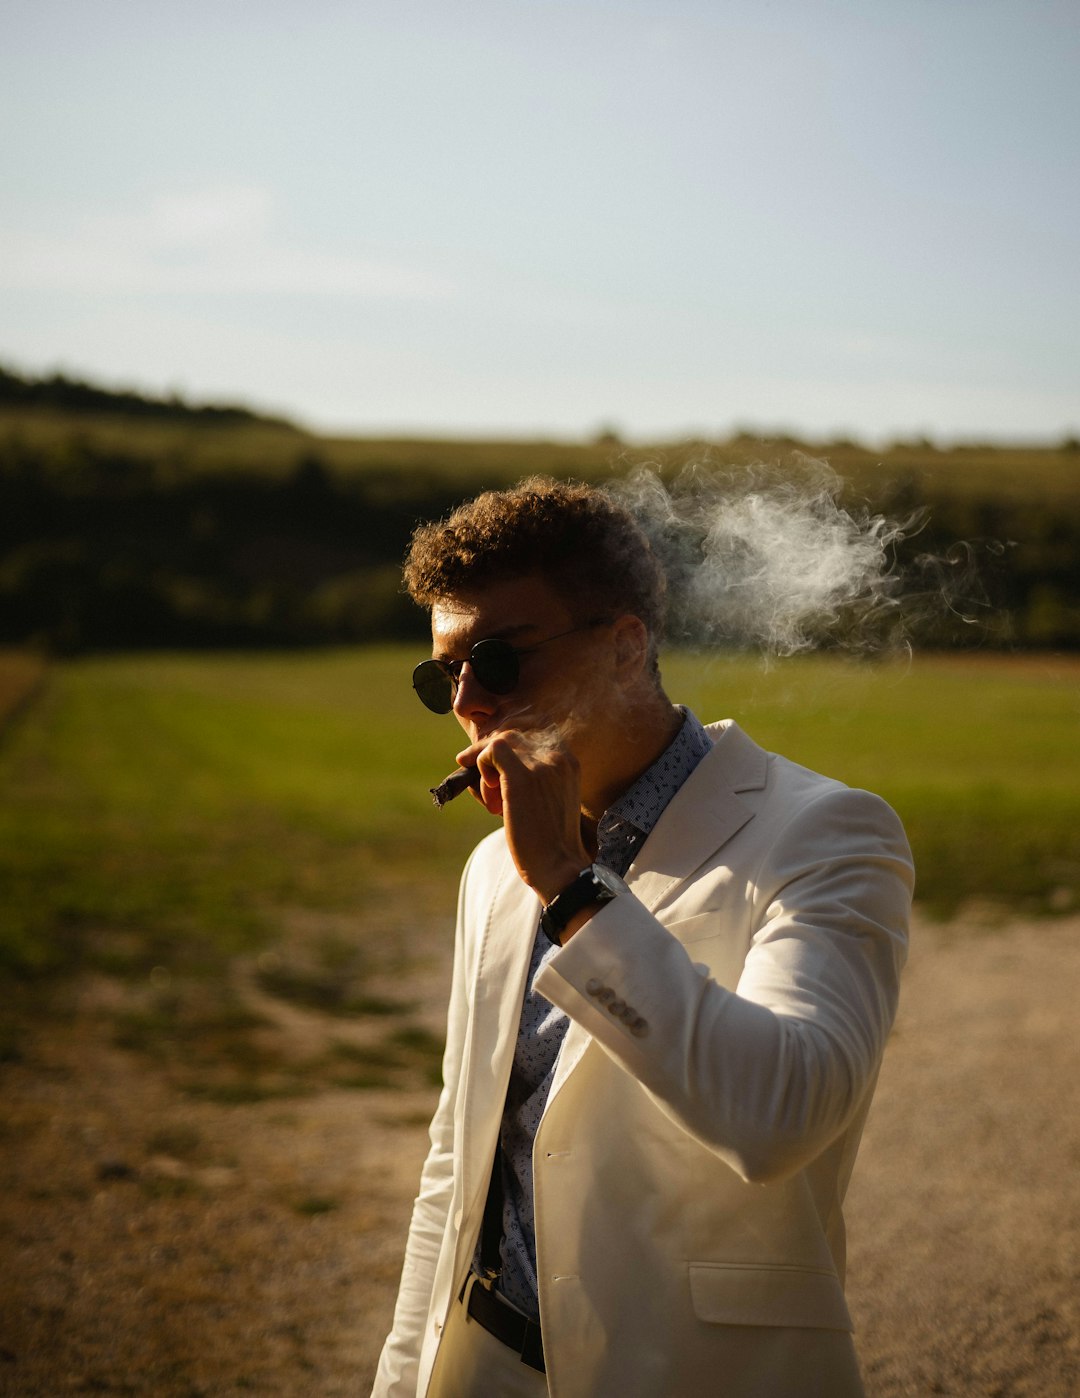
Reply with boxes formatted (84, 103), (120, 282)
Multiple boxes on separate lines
(373, 477), (912, 1398)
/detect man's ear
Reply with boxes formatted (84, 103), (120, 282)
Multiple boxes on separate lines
(611, 614), (650, 683)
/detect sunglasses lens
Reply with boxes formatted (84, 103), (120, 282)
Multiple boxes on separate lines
(412, 660), (454, 713)
(412, 639), (521, 713)
(469, 639), (520, 695)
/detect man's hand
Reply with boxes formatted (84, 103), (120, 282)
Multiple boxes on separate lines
(456, 728), (590, 905)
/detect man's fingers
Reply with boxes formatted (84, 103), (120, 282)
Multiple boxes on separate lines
(454, 728), (577, 823)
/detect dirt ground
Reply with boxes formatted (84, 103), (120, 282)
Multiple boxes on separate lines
(1, 909), (1078, 1397)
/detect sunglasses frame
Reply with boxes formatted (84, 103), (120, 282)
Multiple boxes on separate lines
(412, 620), (610, 714)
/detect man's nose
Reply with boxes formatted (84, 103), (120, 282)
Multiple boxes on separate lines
(451, 661), (497, 723)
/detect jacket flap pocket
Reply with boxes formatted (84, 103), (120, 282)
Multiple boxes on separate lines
(665, 912), (720, 945)
(689, 1262), (853, 1332)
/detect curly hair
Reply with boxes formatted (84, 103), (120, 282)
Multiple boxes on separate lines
(403, 476), (667, 650)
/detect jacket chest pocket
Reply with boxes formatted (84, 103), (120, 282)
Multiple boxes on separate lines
(689, 1262), (853, 1332)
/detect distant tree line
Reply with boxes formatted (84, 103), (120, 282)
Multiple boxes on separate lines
(1, 430), (1078, 654)
(0, 438), (447, 651)
(0, 363), (290, 428)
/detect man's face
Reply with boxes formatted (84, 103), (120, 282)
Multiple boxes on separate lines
(429, 573), (613, 754)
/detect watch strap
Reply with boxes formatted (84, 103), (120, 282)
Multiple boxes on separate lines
(540, 866), (614, 944)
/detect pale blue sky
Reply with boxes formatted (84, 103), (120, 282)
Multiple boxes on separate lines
(1, 0), (1077, 442)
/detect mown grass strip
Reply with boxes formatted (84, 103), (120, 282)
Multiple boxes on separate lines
(0, 647), (1075, 998)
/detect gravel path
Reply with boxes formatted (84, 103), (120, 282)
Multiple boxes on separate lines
(1, 911), (1077, 1395)
(845, 912), (1080, 1395)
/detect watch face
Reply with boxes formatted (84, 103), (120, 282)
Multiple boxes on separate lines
(592, 863), (627, 898)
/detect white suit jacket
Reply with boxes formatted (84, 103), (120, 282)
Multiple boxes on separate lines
(373, 720), (913, 1398)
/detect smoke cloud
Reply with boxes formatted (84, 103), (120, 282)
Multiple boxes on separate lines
(609, 455), (940, 657)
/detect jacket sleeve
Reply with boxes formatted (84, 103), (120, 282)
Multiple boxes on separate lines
(534, 785), (913, 1185)
(370, 851), (477, 1397)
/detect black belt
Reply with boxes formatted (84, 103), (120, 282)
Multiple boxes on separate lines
(462, 1276), (546, 1373)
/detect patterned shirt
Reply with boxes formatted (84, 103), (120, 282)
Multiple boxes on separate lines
(487, 708), (714, 1319)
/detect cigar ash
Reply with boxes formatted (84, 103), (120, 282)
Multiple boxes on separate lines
(430, 765), (482, 809)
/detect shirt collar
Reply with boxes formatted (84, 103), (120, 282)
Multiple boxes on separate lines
(596, 707), (713, 874)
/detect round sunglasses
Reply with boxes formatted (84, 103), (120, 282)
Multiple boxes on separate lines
(412, 620), (610, 714)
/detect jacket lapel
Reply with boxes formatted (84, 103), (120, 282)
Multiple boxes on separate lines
(627, 720), (767, 912)
(547, 722), (768, 1104)
(459, 848), (540, 1224)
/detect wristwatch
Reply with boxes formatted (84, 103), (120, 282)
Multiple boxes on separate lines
(540, 863), (626, 944)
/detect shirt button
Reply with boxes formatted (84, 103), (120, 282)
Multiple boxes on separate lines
(608, 998), (626, 1016)
(585, 978), (603, 996)
(630, 1016), (649, 1038)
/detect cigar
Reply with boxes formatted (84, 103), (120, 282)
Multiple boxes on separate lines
(429, 765), (482, 809)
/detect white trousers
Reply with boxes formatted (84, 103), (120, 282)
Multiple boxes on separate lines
(426, 1277), (550, 1398)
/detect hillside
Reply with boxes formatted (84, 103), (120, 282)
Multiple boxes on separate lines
(1, 365), (1077, 652)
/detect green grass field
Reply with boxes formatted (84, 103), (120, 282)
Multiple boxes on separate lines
(2, 647), (1077, 1000)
